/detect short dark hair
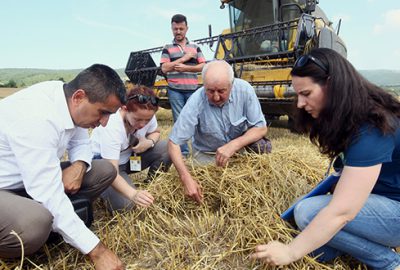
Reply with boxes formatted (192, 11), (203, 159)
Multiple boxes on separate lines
(171, 14), (187, 25)
(64, 64), (126, 104)
(291, 48), (400, 158)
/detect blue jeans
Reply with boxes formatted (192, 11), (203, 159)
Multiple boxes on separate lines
(294, 194), (400, 270)
(167, 88), (195, 155)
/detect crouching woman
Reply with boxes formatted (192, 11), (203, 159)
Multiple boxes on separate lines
(251, 48), (400, 270)
(91, 85), (171, 212)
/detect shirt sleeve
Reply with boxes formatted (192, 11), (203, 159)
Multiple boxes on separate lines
(344, 126), (395, 167)
(243, 81), (267, 127)
(98, 125), (125, 161)
(169, 91), (201, 145)
(160, 47), (171, 64)
(67, 127), (93, 170)
(7, 118), (99, 254)
(196, 46), (206, 63)
(146, 115), (158, 134)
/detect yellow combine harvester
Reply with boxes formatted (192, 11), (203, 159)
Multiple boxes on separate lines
(125, 0), (346, 126)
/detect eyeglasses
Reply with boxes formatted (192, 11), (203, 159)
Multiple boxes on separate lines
(127, 94), (159, 106)
(293, 54), (328, 73)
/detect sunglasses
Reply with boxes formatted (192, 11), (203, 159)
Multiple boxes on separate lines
(293, 54), (328, 73)
(127, 94), (159, 106)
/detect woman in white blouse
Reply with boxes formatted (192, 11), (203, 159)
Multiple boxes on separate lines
(91, 85), (171, 212)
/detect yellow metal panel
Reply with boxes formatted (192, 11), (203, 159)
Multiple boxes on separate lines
(240, 68), (292, 82)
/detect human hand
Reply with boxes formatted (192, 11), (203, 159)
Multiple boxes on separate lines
(182, 176), (203, 203)
(62, 161), (86, 194)
(131, 137), (153, 154)
(250, 241), (297, 266)
(131, 190), (154, 207)
(215, 144), (237, 167)
(174, 63), (187, 72)
(184, 51), (196, 60)
(88, 242), (124, 270)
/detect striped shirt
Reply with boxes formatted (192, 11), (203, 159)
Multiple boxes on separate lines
(160, 38), (206, 91)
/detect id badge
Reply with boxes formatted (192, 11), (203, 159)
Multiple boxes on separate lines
(130, 155), (141, 171)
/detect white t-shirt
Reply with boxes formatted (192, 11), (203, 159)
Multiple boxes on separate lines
(91, 108), (158, 165)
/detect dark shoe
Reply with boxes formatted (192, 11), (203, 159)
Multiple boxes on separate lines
(46, 231), (62, 244)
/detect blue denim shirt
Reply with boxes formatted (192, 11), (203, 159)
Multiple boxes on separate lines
(169, 78), (266, 152)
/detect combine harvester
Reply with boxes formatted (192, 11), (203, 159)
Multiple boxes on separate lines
(124, 0), (346, 128)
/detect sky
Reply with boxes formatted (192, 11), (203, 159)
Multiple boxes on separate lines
(1, 0), (399, 70)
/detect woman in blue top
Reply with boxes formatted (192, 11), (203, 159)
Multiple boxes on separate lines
(251, 48), (400, 270)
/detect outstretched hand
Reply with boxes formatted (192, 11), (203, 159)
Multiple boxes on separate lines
(131, 190), (154, 207)
(182, 175), (203, 203)
(250, 241), (297, 266)
(88, 242), (124, 270)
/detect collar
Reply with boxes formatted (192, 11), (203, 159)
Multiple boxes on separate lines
(172, 37), (190, 45)
(227, 78), (236, 103)
(56, 83), (75, 130)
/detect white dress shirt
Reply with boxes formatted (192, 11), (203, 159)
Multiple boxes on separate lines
(90, 108), (158, 165)
(0, 81), (99, 254)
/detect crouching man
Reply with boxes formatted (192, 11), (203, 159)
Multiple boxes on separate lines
(168, 60), (270, 204)
(0, 64), (126, 269)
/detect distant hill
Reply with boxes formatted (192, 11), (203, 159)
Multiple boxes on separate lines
(0, 68), (80, 87)
(359, 70), (400, 86)
(0, 68), (399, 88)
(0, 68), (125, 88)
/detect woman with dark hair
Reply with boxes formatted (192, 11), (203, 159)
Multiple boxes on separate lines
(91, 85), (171, 212)
(251, 48), (400, 269)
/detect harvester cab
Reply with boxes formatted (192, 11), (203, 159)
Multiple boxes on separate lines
(124, 0), (346, 125)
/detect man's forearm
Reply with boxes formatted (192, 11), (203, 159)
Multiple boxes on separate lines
(183, 62), (205, 73)
(161, 62), (177, 73)
(193, 62), (205, 72)
(74, 160), (88, 172)
(231, 126), (268, 149)
(146, 130), (160, 144)
(168, 140), (191, 183)
(161, 56), (189, 73)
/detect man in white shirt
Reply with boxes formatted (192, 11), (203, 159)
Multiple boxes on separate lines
(0, 64), (126, 270)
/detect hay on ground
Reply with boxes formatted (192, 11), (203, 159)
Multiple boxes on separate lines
(1, 127), (368, 270)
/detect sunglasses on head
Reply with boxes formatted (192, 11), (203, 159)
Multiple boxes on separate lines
(127, 94), (159, 106)
(293, 54), (328, 73)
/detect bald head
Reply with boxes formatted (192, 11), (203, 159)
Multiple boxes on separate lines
(202, 60), (234, 107)
(202, 60), (234, 87)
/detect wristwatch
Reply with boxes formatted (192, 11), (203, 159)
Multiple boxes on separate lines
(148, 138), (155, 148)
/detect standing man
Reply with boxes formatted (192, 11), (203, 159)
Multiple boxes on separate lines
(168, 60), (270, 204)
(0, 64), (126, 270)
(160, 13), (206, 156)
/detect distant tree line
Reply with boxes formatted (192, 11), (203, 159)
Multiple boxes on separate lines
(0, 79), (17, 88)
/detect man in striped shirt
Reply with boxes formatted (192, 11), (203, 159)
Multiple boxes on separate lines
(160, 14), (206, 156)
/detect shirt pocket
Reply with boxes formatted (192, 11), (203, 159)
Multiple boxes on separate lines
(197, 117), (221, 147)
